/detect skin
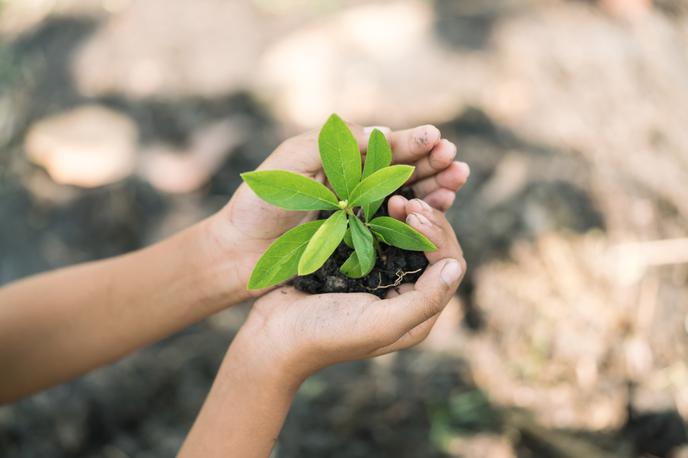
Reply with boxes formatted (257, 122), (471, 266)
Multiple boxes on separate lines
(0, 120), (469, 456)
(180, 200), (465, 458)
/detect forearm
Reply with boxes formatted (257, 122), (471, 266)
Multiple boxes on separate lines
(179, 329), (300, 458)
(0, 218), (249, 403)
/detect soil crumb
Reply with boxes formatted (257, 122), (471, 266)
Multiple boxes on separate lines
(291, 188), (428, 298)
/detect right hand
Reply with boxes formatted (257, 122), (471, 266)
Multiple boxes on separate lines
(229, 198), (466, 386)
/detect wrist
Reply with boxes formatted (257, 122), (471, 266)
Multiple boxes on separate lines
(179, 215), (253, 312)
(180, 316), (299, 458)
(226, 325), (306, 396)
(229, 313), (312, 393)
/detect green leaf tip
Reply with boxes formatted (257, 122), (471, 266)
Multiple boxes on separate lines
(362, 128), (392, 179)
(298, 210), (348, 275)
(349, 165), (414, 207)
(362, 128), (393, 220)
(348, 215), (375, 277)
(241, 170), (339, 211)
(340, 251), (364, 278)
(318, 114), (361, 200)
(247, 220), (325, 290)
(368, 216), (437, 251)
(244, 115), (438, 288)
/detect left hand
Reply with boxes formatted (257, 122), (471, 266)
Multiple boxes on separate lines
(229, 199), (466, 385)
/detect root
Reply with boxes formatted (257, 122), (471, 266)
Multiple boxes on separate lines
(365, 268), (422, 292)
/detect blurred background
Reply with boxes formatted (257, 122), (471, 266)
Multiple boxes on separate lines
(1, 0), (688, 456)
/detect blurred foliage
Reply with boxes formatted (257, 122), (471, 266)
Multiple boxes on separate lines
(0, 46), (18, 91)
(429, 389), (501, 452)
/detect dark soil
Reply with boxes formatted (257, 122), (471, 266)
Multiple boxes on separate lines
(292, 188), (428, 299)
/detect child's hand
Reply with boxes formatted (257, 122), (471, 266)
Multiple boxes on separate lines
(180, 200), (464, 457)
(205, 121), (470, 301)
(230, 200), (465, 385)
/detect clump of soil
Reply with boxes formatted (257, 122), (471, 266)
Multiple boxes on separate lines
(292, 188), (428, 299)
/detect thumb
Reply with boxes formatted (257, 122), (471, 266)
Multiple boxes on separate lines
(372, 258), (464, 340)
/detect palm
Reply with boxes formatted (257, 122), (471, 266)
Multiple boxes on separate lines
(253, 289), (382, 365)
(226, 183), (315, 241)
(213, 121), (468, 292)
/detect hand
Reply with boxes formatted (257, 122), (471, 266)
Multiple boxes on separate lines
(230, 199), (466, 386)
(204, 121), (470, 301)
(179, 200), (465, 458)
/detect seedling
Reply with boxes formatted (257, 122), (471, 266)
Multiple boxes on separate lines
(242, 113), (436, 290)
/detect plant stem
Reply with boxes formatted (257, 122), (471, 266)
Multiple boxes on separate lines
(373, 237), (385, 260)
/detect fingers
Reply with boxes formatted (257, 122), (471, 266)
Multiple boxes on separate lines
(423, 188), (457, 212)
(259, 120), (452, 182)
(389, 125), (442, 164)
(390, 198), (463, 263)
(372, 258), (464, 340)
(260, 129), (322, 175)
(257, 120), (467, 218)
(370, 312), (441, 356)
(389, 192), (454, 220)
(362, 125), (392, 149)
(408, 139), (457, 182)
(363, 124), (467, 215)
(406, 162), (468, 212)
(370, 200), (465, 340)
(354, 122), (443, 164)
(258, 121), (383, 174)
(380, 282), (440, 353)
(388, 195), (408, 220)
(406, 199), (463, 263)
(412, 161), (470, 198)
(348, 123), (386, 153)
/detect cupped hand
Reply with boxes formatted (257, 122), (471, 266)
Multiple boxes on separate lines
(206, 120), (470, 298)
(232, 200), (466, 385)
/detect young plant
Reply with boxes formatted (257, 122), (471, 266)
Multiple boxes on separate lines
(242, 114), (436, 290)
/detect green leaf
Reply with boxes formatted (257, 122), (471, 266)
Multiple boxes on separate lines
(318, 113), (361, 200)
(362, 128), (392, 179)
(362, 128), (393, 220)
(349, 165), (414, 207)
(247, 220), (325, 290)
(363, 200), (384, 222)
(298, 210), (348, 275)
(340, 252), (364, 278)
(368, 216), (437, 251)
(241, 170), (339, 211)
(349, 215), (376, 276)
(343, 228), (354, 248)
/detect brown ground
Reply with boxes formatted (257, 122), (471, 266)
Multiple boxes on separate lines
(1, 0), (688, 457)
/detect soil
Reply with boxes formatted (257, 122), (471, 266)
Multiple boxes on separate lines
(291, 188), (428, 299)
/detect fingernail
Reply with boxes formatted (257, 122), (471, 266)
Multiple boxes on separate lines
(406, 213), (420, 226)
(440, 260), (462, 286)
(418, 198), (431, 210)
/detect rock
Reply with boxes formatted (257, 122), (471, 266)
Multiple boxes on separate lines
(24, 105), (137, 187)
